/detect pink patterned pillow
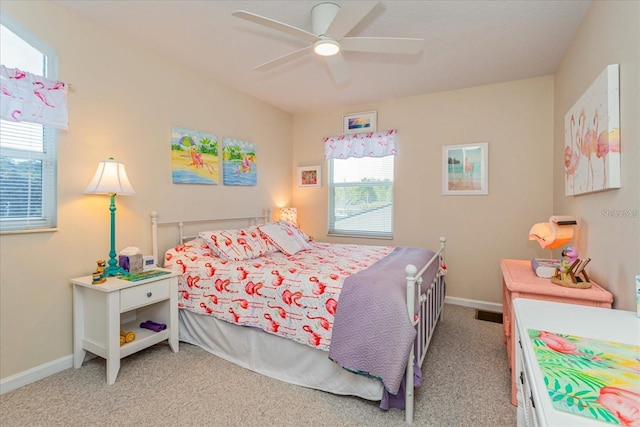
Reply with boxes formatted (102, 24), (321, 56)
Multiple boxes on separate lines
(199, 226), (275, 261)
(258, 221), (312, 256)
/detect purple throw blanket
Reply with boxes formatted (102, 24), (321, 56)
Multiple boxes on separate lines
(328, 246), (438, 401)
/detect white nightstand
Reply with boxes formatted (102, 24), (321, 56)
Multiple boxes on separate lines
(71, 269), (180, 384)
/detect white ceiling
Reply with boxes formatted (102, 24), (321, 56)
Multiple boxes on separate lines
(53, 0), (591, 114)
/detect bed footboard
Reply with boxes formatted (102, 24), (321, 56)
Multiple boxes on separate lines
(405, 237), (446, 424)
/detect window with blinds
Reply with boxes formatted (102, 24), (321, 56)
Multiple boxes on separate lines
(1, 19), (58, 233)
(328, 156), (394, 239)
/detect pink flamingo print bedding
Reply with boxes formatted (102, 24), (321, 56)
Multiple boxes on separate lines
(164, 238), (394, 351)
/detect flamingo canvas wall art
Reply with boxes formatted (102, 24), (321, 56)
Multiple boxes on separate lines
(222, 137), (257, 186)
(171, 126), (220, 185)
(564, 64), (620, 196)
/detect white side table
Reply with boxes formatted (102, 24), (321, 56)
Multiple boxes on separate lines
(71, 270), (180, 384)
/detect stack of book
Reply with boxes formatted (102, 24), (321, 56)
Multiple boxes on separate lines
(531, 258), (561, 278)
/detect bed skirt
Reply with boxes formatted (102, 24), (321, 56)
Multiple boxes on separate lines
(178, 309), (384, 400)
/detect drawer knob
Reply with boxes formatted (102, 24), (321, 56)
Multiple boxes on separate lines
(147, 292), (152, 298)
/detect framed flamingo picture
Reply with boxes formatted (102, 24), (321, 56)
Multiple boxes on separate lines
(171, 126), (220, 184)
(297, 165), (321, 188)
(442, 142), (488, 195)
(222, 137), (257, 186)
(564, 64), (620, 196)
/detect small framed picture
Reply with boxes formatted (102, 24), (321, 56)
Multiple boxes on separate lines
(297, 165), (321, 188)
(442, 142), (489, 195)
(342, 110), (377, 134)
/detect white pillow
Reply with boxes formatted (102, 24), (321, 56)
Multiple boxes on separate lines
(259, 221), (312, 256)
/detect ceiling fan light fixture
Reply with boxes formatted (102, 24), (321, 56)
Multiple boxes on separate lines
(234, 1), (425, 84)
(314, 39), (340, 56)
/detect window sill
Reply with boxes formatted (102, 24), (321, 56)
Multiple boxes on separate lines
(327, 232), (393, 240)
(1, 227), (59, 236)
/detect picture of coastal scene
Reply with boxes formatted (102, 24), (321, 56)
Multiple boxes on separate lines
(342, 111), (377, 134)
(348, 116), (371, 131)
(223, 137), (257, 186)
(171, 126), (220, 184)
(446, 145), (484, 191)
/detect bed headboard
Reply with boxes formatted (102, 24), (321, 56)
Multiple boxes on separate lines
(150, 208), (271, 263)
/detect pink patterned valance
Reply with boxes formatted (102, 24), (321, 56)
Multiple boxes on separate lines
(324, 129), (397, 159)
(0, 65), (69, 130)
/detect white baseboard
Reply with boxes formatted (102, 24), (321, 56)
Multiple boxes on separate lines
(445, 296), (503, 313)
(0, 354), (73, 395)
(1, 298), (499, 394)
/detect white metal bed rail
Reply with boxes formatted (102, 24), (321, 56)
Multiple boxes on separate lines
(405, 236), (446, 424)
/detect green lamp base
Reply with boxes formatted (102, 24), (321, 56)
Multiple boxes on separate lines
(104, 193), (129, 277)
(104, 264), (128, 277)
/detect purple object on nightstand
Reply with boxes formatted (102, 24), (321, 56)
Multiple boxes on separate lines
(140, 320), (166, 332)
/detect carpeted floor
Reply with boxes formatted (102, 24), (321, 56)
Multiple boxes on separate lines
(0, 304), (516, 426)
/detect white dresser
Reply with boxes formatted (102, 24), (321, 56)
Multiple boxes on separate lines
(513, 298), (640, 427)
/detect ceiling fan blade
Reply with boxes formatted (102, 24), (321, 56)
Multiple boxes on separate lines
(341, 37), (424, 54)
(324, 1), (378, 40)
(254, 46), (313, 71)
(325, 53), (350, 84)
(233, 10), (320, 43)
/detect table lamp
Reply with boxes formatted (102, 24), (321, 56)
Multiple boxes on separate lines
(279, 207), (298, 227)
(528, 215), (577, 258)
(85, 158), (136, 276)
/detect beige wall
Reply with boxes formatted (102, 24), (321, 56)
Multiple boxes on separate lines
(553, 0), (640, 312)
(293, 76), (555, 305)
(0, 1), (292, 379)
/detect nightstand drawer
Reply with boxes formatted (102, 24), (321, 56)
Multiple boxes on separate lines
(120, 280), (169, 312)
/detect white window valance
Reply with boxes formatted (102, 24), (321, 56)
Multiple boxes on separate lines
(324, 129), (397, 160)
(0, 65), (68, 130)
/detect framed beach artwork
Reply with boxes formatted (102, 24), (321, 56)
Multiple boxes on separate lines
(442, 142), (488, 195)
(297, 165), (321, 188)
(222, 137), (257, 186)
(564, 64), (620, 196)
(171, 126), (220, 184)
(342, 110), (377, 135)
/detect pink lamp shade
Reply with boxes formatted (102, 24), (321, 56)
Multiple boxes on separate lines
(279, 207), (298, 226)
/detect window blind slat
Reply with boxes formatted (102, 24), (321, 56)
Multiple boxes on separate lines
(0, 120), (45, 152)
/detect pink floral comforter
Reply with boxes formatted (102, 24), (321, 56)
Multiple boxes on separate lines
(164, 238), (393, 351)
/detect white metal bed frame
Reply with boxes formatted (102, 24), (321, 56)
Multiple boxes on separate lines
(150, 210), (446, 424)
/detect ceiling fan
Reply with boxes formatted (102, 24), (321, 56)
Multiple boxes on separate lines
(232, 1), (424, 84)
